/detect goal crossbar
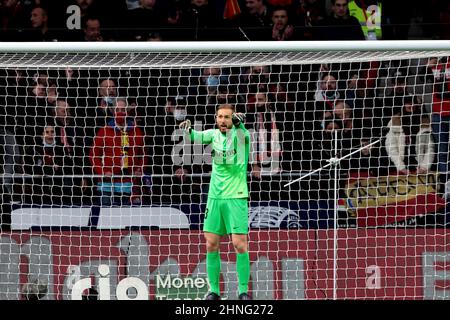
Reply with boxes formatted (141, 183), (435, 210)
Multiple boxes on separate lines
(1, 40), (450, 53)
(1, 41), (449, 68)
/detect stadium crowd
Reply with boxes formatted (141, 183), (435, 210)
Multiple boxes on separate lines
(0, 0), (449, 42)
(0, 0), (449, 226)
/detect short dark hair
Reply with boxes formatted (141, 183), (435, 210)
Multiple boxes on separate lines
(32, 6), (48, 16)
(321, 72), (338, 81)
(403, 94), (421, 106)
(323, 115), (343, 130)
(83, 15), (100, 28)
(99, 78), (117, 86)
(271, 6), (289, 17)
(331, 0), (348, 5)
(216, 104), (235, 113)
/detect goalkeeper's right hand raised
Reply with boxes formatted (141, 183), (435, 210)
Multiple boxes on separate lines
(232, 112), (246, 126)
(179, 119), (191, 133)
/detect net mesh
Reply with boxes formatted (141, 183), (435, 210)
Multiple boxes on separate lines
(0, 48), (449, 300)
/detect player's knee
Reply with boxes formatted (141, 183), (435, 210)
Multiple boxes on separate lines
(206, 240), (219, 252)
(232, 240), (247, 253)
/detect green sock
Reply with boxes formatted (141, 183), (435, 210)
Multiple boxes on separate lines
(206, 251), (221, 295)
(236, 252), (250, 295)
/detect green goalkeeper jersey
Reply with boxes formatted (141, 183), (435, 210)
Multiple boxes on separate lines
(190, 122), (250, 199)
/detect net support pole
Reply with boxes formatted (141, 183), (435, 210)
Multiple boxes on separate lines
(333, 130), (338, 300)
(284, 139), (381, 187)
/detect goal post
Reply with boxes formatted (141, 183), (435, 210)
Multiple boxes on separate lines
(0, 41), (450, 300)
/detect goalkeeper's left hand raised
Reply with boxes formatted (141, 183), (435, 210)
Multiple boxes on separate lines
(232, 112), (246, 126)
(179, 119), (191, 133)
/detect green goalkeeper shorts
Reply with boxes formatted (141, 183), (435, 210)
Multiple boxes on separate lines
(203, 198), (249, 236)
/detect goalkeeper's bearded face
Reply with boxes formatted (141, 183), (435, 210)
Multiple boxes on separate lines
(216, 108), (233, 133)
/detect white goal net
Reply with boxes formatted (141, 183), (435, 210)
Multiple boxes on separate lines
(1, 41), (450, 300)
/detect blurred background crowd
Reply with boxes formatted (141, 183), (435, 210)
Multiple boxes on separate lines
(0, 0), (450, 229)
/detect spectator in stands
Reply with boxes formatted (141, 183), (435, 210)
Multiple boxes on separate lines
(198, 67), (230, 106)
(414, 57), (438, 114)
(343, 130), (390, 177)
(29, 121), (72, 205)
(76, 0), (97, 18)
(332, 100), (353, 130)
(90, 97), (146, 206)
(311, 114), (348, 198)
(246, 89), (288, 201)
(316, 115), (344, 160)
(319, 62), (359, 105)
(348, 0), (383, 40)
(0, 0), (28, 41)
(269, 7), (297, 40)
(323, 99), (359, 151)
(377, 65), (413, 125)
(86, 78), (118, 137)
(66, 72), (101, 152)
(430, 56), (450, 193)
(73, 0), (128, 41)
(379, 66), (411, 99)
(301, 71), (342, 170)
(246, 90), (283, 178)
(46, 83), (58, 107)
(24, 6), (59, 41)
(31, 74), (48, 98)
(54, 98), (88, 205)
(239, 65), (270, 102)
(234, 0), (272, 40)
(316, 0), (365, 40)
(127, 0), (167, 41)
(82, 16), (103, 41)
(175, 0), (217, 41)
(264, 71), (303, 176)
(385, 95), (434, 175)
(250, 65), (270, 83)
(21, 71), (53, 154)
(313, 71), (341, 116)
(292, 0), (326, 40)
(54, 99), (76, 158)
(55, 67), (80, 103)
(98, 78), (118, 106)
(152, 94), (206, 204)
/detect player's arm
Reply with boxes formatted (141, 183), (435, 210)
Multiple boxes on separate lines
(179, 120), (214, 144)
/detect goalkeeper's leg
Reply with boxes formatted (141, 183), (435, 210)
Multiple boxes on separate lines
(232, 234), (250, 297)
(204, 198), (227, 298)
(225, 199), (250, 298)
(205, 232), (222, 296)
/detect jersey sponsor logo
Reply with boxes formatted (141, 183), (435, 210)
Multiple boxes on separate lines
(212, 148), (237, 158)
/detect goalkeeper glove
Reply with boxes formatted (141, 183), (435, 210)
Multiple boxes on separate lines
(179, 119), (191, 133)
(232, 112), (245, 126)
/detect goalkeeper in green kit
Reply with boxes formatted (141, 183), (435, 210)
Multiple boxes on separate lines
(179, 104), (251, 300)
